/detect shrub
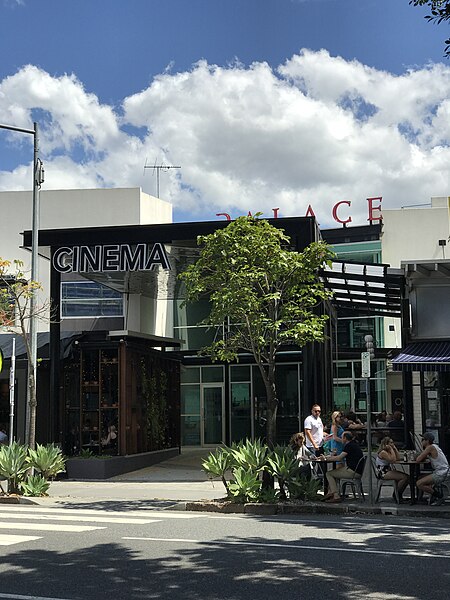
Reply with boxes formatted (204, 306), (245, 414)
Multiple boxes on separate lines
(202, 447), (232, 494)
(287, 476), (321, 502)
(20, 474), (50, 497)
(266, 445), (300, 501)
(228, 467), (261, 503)
(0, 442), (29, 494)
(28, 443), (66, 479)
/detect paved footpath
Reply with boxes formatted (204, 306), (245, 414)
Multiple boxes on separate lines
(5, 449), (450, 519)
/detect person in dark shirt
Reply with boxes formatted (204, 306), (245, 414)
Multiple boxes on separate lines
(320, 432), (364, 503)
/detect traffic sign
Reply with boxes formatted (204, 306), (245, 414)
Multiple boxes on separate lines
(361, 351), (370, 378)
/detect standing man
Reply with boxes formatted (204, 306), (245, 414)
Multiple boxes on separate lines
(416, 432), (450, 505)
(304, 404), (327, 490)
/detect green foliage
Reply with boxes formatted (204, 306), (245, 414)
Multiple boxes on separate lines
(0, 442), (29, 494)
(230, 438), (268, 472)
(79, 449), (95, 459)
(287, 476), (322, 502)
(228, 467), (261, 503)
(141, 359), (169, 451)
(179, 215), (334, 443)
(202, 447), (232, 493)
(28, 443), (66, 479)
(20, 474), (50, 497)
(266, 445), (300, 500)
(257, 486), (280, 504)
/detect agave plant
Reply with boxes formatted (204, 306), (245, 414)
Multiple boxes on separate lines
(228, 467), (261, 503)
(27, 443), (66, 480)
(230, 438), (268, 473)
(0, 442), (29, 494)
(287, 476), (321, 502)
(266, 445), (300, 501)
(202, 447), (232, 493)
(20, 474), (50, 497)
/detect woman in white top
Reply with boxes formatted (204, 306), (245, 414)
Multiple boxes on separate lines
(376, 437), (409, 501)
(416, 432), (450, 503)
(290, 432), (316, 480)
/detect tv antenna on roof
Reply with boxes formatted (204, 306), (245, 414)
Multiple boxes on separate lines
(144, 158), (181, 198)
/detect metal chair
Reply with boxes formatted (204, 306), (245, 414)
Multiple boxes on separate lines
(410, 431), (422, 454)
(371, 455), (400, 504)
(340, 456), (366, 502)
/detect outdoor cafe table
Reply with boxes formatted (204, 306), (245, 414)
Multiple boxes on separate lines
(393, 460), (422, 504)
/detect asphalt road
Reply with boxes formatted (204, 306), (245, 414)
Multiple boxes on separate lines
(0, 505), (448, 600)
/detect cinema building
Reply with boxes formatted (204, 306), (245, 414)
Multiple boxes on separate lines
(3, 187), (449, 465)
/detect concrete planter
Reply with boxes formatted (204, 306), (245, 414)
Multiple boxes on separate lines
(66, 447), (179, 480)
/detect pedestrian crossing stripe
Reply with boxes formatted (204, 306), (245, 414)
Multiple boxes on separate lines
(0, 505), (202, 519)
(0, 534), (41, 546)
(0, 522), (104, 533)
(0, 511), (160, 525)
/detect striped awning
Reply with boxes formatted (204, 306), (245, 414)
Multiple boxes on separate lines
(392, 341), (450, 371)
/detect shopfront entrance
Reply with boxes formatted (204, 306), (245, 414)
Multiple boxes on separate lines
(181, 366), (225, 446)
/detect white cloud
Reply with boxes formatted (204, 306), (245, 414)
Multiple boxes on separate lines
(2, 51), (450, 226)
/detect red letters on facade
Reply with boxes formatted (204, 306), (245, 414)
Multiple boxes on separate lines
(216, 198), (382, 225)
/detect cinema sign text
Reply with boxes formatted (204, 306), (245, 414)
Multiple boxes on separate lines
(53, 243), (171, 273)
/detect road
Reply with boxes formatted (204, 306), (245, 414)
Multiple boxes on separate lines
(0, 504), (448, 600)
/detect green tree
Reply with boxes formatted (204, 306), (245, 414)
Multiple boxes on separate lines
(179, 216), (334, 445)
(410, 0), (450, 56)
(0, 258), (51, 449)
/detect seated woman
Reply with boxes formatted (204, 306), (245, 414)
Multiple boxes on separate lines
(101, 425), (118, 450)
(375, 437), (409, 502)
(290, 432), (316, 480)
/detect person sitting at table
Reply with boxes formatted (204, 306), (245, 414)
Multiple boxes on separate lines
(290, 432), (316, 480)
(329, 411), (345, 469)
(388, 411), (406, 447)
(375, 437), (409, 502)
(415, 432), (450, 505)
(321, 432), (365, 503)
(376, 411), (388, 427)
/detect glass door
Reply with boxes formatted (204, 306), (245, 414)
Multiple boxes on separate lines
(202, 385), (224, 445)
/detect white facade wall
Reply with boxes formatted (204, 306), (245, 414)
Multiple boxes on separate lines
(382, 197), (450, 347)
(0, 187), (172, 333)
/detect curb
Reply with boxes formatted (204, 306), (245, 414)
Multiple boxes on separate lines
(0, 495), (37, 505)
(185, 500), (450, 519)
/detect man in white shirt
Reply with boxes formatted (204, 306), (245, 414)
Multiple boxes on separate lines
(304, 404), (327, 490)
(304, 404), (324, 453)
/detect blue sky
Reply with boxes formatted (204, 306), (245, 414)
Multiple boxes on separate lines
(1, 0), (449, 225)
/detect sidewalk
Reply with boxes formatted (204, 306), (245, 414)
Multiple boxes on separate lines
(20, 448), (450, 518)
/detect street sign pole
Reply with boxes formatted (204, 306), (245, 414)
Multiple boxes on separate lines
(9, 337), (15, 445)
(363, 335), (375, 505)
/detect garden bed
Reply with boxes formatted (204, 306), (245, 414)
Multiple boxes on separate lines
(65, 447), (179, 479)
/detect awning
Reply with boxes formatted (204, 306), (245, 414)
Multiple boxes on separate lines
(392, 341), (450, 371)
(321, 260), (404, 318)
(0, 331), (78, 360)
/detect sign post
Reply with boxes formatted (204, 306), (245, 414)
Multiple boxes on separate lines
(9, 338), (16, 445)
(363, 335), (375, 505)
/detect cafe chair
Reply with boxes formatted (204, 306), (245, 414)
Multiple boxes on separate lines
(410, 431), (422, 454)
(340, 456), (366, 502)
(371, 456), (400, 504)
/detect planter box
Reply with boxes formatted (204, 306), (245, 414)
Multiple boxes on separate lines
(66, 447), (179, 480)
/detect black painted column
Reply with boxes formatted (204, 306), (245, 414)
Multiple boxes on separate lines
(49, 249), (61, 445)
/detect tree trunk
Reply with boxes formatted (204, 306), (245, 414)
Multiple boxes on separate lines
(28, 371), (37, 450)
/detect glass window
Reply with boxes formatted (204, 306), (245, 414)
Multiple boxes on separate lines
(180, 367), (200, 384)
(230, 366), (251, 382)
(201, 366), (224, 383)
(61, 281), (123, 318)
(181, 385), (200, 414)
(230, 382), (251, 442)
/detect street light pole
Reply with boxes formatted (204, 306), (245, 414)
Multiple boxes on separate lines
(0, 121), (43, 445)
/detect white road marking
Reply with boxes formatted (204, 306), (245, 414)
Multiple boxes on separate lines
(0, 511), (160, 525)
(0, 522), (104, 533)
(0, 594), (73, 600)
(0, 534), (41, 546)
(1, 506), (201, 519)
(122, 537), (450, 559)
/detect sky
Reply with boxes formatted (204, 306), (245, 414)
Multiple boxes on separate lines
(1, 0), (450, 227)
